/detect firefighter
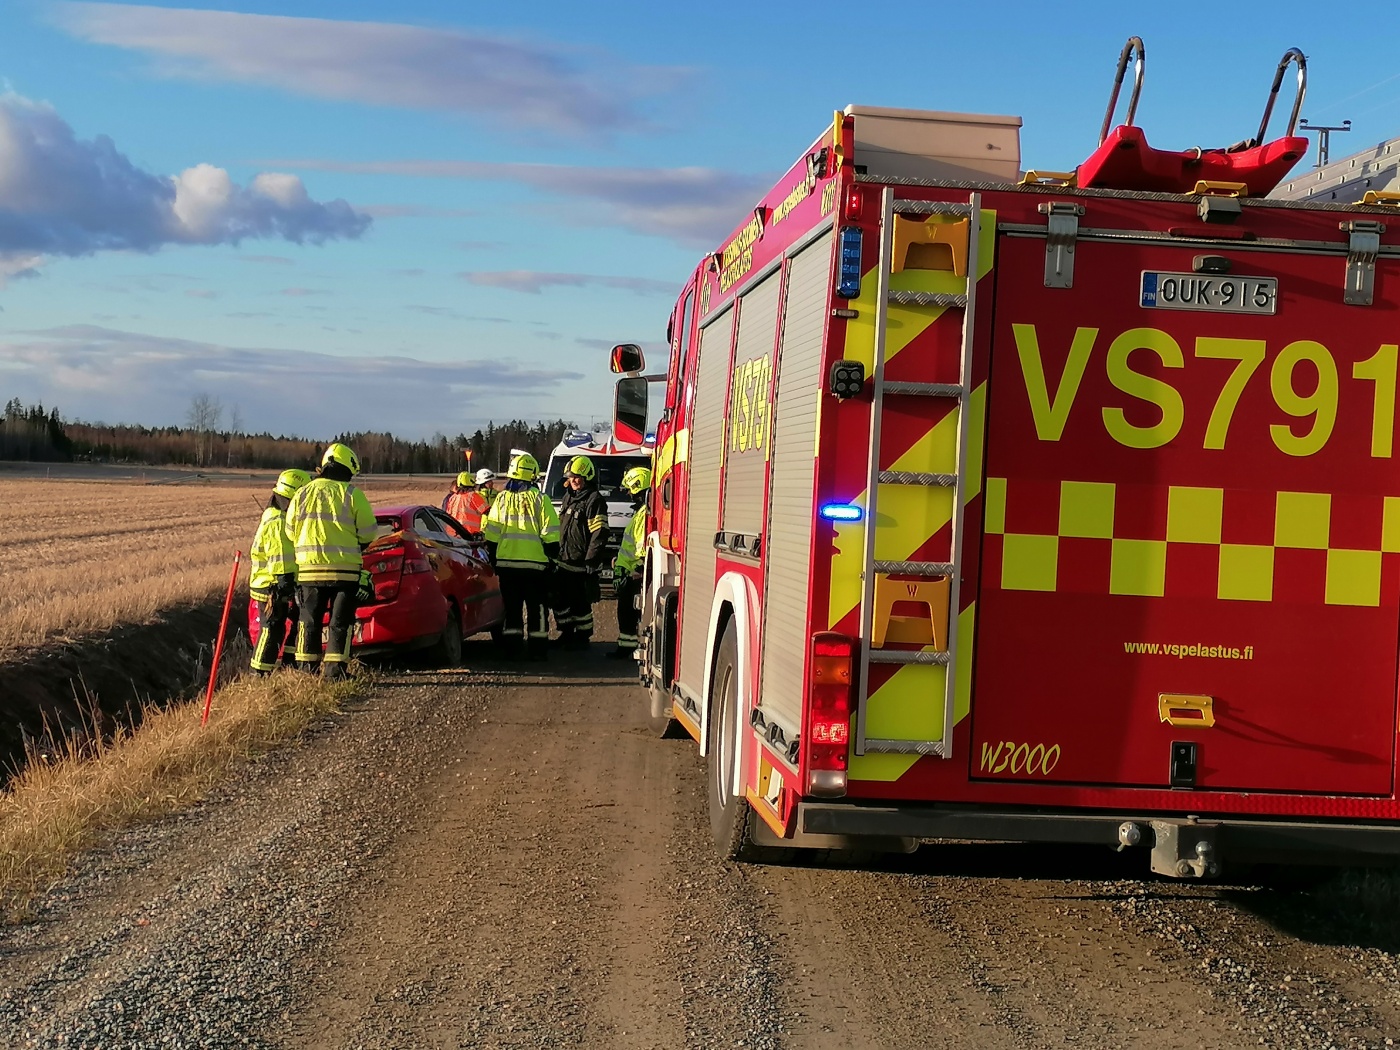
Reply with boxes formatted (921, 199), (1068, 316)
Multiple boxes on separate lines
(248, 468), (310, 675)
(481, 451), (560, 661)
(286, 442), (377, 680)
(443, 470), (490, 534)
(553, 455), (609, 650)
(474, 467), (497, 507)
(609, 466), (651, 660)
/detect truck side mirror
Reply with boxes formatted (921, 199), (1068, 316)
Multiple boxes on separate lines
(610, 343), (646, 374)
(613, 377), (648, 445)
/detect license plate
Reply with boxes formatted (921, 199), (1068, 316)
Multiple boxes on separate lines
(1140, 271), (1277, 315)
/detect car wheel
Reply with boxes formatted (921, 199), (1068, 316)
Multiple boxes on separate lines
(707, 621), (765, 862)
(430, 606), (463, 668)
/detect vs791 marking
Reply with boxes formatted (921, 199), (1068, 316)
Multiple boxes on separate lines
(1014, 324), (1399, 458)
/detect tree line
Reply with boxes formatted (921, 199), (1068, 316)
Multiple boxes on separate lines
(0, 395), (577, 474)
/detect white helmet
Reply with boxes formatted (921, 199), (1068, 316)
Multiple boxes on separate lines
(474, 468), (495, 485)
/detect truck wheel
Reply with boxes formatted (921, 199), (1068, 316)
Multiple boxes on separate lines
(707, 621), (762, 861)
(430, 606), (463, 668)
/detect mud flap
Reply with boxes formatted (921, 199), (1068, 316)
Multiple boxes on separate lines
(749, 815), (918, 854)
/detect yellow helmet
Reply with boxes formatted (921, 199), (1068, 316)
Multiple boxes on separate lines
(456, 471), (473, 488)
(621, 466), (652, 494)
(564, 455), (596, 481)
(322, 442), (361, 476)
(273, 468), (311, 499)
(507, 452), (540, 482)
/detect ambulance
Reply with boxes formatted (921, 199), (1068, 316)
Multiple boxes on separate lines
(607, 42), (1400, 877)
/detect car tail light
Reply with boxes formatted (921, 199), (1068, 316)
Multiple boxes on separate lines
(807, 632), (853, 797)
(403, 551), (432, 575)
(368, 547), (406, 603)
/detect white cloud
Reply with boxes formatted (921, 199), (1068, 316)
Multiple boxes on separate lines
(52, 3), (685, 136)
(0, 92), (369, 266)
(460, 271), (677, 296)
(0, 325), (585, 437)
(268, 158), (770, 247)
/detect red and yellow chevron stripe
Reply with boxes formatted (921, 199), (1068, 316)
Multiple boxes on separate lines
(823, 208), (996, 782)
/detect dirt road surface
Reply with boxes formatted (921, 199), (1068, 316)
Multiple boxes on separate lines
(4, 608), (1400, 1049)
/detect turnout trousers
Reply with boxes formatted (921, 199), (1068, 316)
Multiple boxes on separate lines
(249, 588), (297, 673)
(295, 582), (358, 675)
(614, 573), (642, 653)
(552, 563), (596, 639)
(496, 566), (550, 658)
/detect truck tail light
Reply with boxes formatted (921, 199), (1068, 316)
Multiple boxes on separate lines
(842, 185), (864, 222)
(807, 632), (852, 797)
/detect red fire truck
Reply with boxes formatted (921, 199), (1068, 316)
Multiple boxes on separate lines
(608, 43), (1400, 877)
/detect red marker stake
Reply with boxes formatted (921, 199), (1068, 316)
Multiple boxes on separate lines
(202, 551), (242, 726)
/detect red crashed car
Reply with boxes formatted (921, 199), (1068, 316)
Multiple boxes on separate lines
(248, 504), (504, 666)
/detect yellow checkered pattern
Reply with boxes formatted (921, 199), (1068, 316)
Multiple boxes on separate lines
(985, 480), (1399, 607)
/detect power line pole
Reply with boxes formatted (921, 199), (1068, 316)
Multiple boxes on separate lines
(1298, 118), (1351, 169)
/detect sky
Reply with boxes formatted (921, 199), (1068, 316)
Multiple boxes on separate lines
(0, 1), (1397, 441)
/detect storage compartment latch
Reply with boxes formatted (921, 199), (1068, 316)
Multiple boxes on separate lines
(1039, 201), (1085, 289)
(1342, 219), (1385, 306)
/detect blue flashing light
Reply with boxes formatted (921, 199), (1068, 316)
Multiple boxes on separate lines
(837, 226), (863, 299)
(819, 503), (863, 522)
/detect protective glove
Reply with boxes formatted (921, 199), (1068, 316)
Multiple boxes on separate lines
(355, 569), (373, 604)
(275, 574), (297, 603)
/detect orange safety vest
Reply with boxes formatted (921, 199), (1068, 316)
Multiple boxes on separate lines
(444, 490), (490, 532)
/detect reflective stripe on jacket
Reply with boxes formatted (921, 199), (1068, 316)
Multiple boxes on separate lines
(286, 477), (377, 584)
(482, 486), (560, 569)
(444, 490), (490, 532)
(558, 487), (609, 566)
(614, 505), (646, 574)
(249, 507), (296, 593)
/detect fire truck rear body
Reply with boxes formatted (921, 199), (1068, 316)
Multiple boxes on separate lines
(624, 101), (1400, 876)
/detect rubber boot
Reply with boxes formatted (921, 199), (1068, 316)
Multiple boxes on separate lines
(525, 635), (550, 662)
(606, 647), (636, 661)
(497, 635), (522, 661)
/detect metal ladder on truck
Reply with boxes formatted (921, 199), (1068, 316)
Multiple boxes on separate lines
(853, 187), (981, 759)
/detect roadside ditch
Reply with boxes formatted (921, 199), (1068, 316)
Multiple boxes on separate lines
(0, 600), (236, 783)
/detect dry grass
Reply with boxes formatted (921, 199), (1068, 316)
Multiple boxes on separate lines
(0, 669), (358, 916)
(0, 476), (446, 657)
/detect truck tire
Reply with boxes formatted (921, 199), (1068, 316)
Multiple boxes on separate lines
(708, 621), (763, 861)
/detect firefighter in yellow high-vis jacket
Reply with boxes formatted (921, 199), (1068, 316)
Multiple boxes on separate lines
(248, 468), (310, 675)
(285, 443), (376, 679)
(481, 451), (560, 661)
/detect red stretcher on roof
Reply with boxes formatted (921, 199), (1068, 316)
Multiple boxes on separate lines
(1074, 37), (1308, 197)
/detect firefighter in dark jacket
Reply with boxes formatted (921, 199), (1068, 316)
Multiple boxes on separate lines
(553, 455), (610, 649)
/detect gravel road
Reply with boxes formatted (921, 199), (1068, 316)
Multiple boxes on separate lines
(3, 607), (1400, 1049)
